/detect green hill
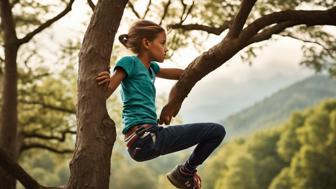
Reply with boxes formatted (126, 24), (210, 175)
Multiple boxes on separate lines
(204, 99), (336, 189)
(221, 74), (336, 138)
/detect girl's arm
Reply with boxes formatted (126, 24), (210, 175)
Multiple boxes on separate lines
(157, 68), (184, 80)
(96, 68), (126, 97)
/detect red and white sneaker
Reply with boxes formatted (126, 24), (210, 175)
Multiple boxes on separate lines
(166, 164), (202, 189)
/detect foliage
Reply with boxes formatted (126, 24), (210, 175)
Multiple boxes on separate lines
(110, 163), (157, 189)
(128, 0), (336, 75)
(203, 99), (336, 189)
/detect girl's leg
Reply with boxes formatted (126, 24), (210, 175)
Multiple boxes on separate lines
(127, 122), (226, 165)
(156, 122), (226, 168)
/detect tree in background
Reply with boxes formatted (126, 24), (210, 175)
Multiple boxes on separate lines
(0, 0), (76, 188)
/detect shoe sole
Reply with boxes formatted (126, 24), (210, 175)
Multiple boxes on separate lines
(166, 173), (184, 189)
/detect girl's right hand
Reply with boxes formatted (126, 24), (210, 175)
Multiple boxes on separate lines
(96, 71), (111, 92)
(95, 68), (126, 99)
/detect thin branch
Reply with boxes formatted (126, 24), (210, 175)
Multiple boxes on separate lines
(159, 0), (171, 25)
(279, 33), (335, 58)
(21, 143), (73, 154)
(227, 0), (257, 38)
(142, 0), (152, 19)
(127, 1), (141, 19)
(22, 49), (38, 75)
(179, 0), (188, 23)
(168, 22), (232, 35)
(23, 129), (76, 142)
(281, 34), (329, 49)
(87, 0), (95, 11)
(180, 0), (194, 24)
(18, 0), (75, 45)
(19, 99), (75, 114)
(31, 72), (51, 80)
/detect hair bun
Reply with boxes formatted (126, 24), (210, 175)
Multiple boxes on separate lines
(118, 34), (129, 46)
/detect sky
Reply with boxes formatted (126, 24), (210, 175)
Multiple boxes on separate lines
(42, 0), (315, 123)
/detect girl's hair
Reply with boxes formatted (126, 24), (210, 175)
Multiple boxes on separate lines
(118, 20), (165, 54)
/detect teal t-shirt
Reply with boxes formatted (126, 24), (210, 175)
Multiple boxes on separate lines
(113, 55), (160, 134)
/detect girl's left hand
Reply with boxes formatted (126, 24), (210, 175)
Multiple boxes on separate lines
(158, 100), (182, 125)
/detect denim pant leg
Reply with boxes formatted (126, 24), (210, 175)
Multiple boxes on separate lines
(156, 122), (226, 166)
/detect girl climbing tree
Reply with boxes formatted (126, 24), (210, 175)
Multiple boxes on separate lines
(96, 20), (226, 189)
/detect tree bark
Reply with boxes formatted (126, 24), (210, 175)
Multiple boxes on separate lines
(65, 0), (128, 188)
(0, 0), (19, 188)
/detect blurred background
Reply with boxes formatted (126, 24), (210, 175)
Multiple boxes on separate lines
(1, 0), (335, 188)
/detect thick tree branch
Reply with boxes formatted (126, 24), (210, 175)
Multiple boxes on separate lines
(127, 1), (141, 19)
(168, 22), (232, 35)
(166, 7), (336, 117)
(87, 0), (95, 11)
(240, 7), (336, 42)
(227, 0), (257, 38)
(248, 21), (297, 44)
(21, 143), (73, 154)
(18, 0), (75, 45)
(19, 99), (75, 114)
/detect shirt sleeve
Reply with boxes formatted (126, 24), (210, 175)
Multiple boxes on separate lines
(113, 56), (134, 78)
(151, 62), (160, 75)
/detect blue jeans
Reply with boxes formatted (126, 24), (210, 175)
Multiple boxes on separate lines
(127, 122), (226, 167)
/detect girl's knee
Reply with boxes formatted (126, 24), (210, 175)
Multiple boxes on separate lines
(211, 122), (226, 139)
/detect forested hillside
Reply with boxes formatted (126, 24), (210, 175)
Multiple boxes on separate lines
(202, 99), (336, 189)
(222, 75), (336, 137)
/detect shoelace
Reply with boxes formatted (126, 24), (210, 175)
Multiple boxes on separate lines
(192, 172), (202, 189)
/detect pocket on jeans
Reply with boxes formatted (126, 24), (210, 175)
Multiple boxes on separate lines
(128, 131), (159, 162)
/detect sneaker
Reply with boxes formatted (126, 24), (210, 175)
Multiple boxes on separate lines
(166, 164), (202, 189)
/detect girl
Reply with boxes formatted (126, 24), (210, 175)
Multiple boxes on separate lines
(95, 20), (226, 189)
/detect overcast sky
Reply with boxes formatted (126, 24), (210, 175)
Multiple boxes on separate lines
(42, 0), (316, 123)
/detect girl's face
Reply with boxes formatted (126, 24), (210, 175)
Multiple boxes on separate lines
(146, 31), (168, 63)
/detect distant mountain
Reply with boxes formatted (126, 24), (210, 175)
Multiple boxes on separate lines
(221, 74), (336, 138)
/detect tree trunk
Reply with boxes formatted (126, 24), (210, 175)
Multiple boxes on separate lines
(65, 0), (128, 188)
(0, 44), (19, 189)
(0, 0), (20, 188)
